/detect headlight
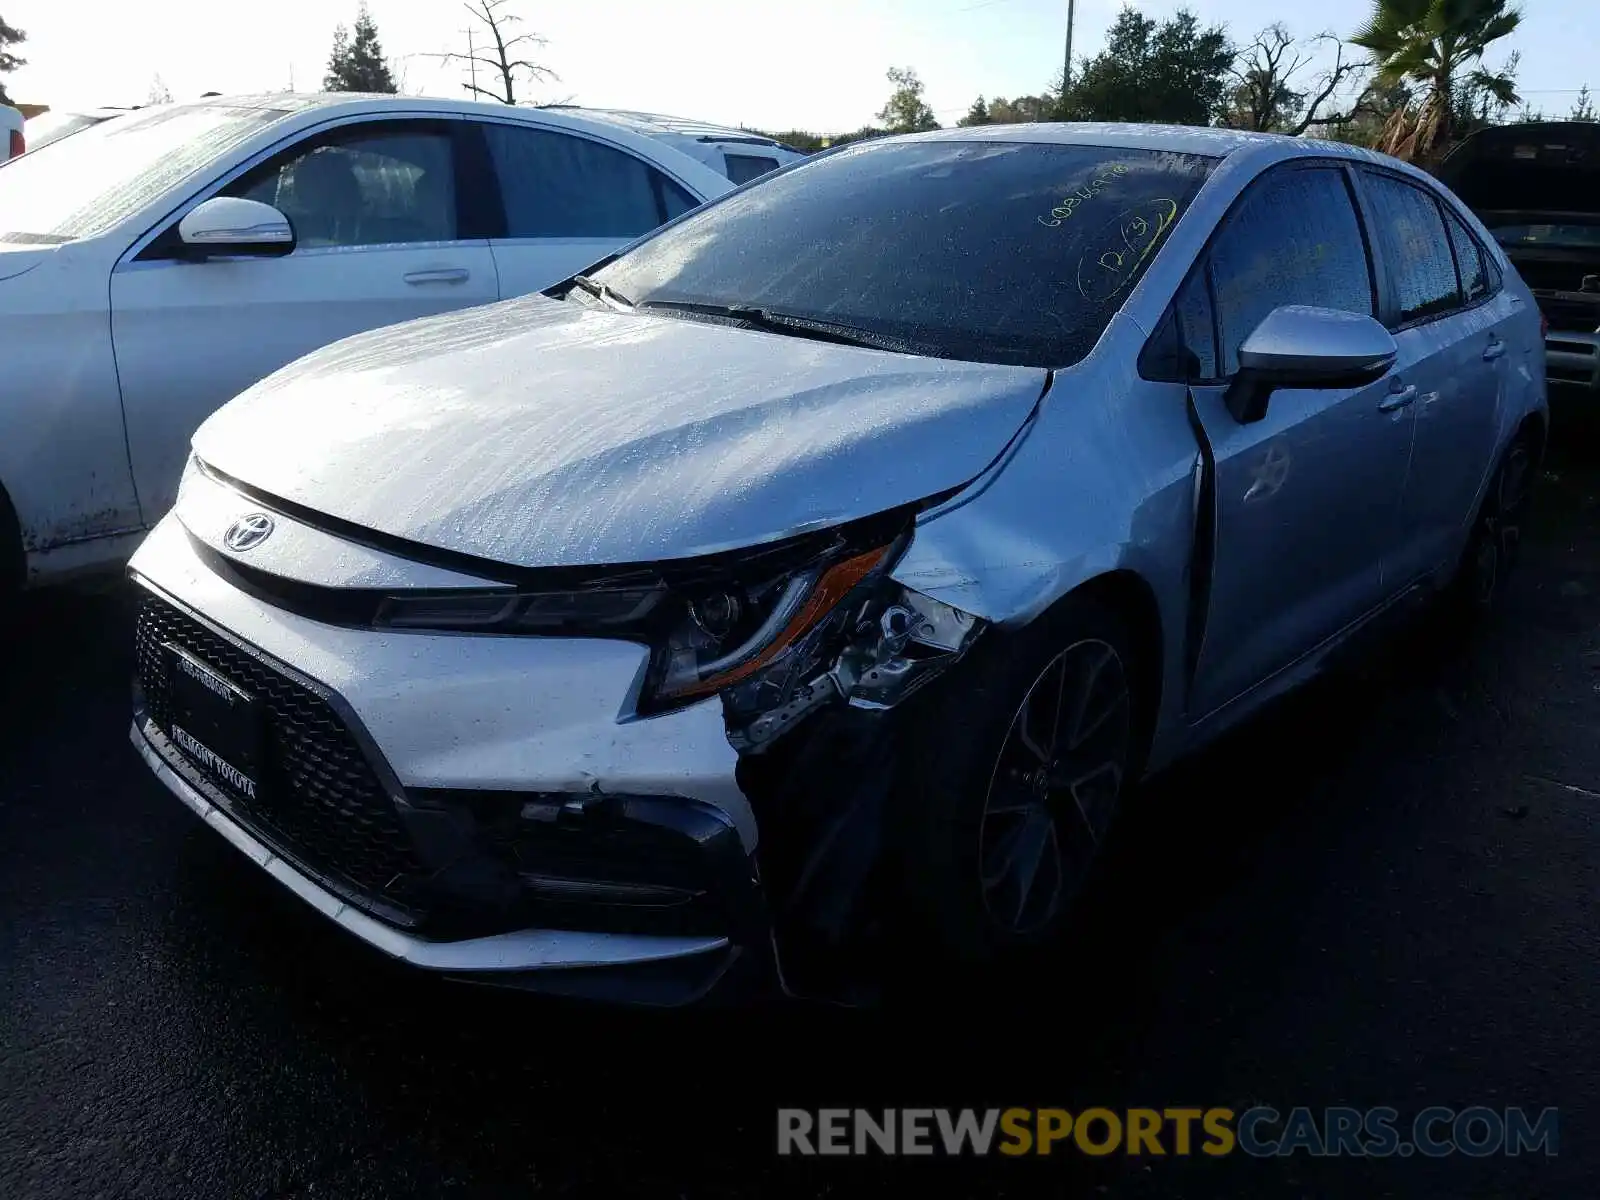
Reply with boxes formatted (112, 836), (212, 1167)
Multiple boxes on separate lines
(372, 515), (911, 715)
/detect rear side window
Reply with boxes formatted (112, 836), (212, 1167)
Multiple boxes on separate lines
(1208, 166), (1374, 376)
(724, 152), (779, 185)
(1444, 209), (1490, 303)
(1360, 171), (1461, 325)
(481, 123), (688, 238)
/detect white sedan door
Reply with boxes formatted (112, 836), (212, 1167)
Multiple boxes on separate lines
(111, 118), (498, 521)
(472, 120), (705, 298)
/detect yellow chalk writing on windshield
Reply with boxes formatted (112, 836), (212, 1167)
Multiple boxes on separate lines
(1038, 163), (1132, 227)
(1076, 199), (1180, 303)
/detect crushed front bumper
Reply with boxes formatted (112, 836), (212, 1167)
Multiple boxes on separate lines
(126, 517), (785, 1006)
(133, 717), (765, 1004)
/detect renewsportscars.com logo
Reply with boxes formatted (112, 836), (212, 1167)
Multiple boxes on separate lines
(777, 1106), (1559, 1158)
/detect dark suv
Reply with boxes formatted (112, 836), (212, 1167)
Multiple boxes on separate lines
(1441, 122), (1600, 395)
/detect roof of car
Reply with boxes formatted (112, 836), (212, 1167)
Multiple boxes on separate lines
(896, 121), (1356, 158)
(534, 106), (795, 149)
(151, 92), (738, 197)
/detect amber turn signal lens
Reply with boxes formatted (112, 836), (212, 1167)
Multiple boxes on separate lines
(672, 544), (891, 697)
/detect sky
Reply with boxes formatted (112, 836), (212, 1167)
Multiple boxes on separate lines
(3, 0), (1596, 132)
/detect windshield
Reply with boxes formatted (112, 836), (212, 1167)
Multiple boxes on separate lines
(22, 111), (115, 151)
(593, 139), (1218, 368)
(0, 103), (289, 243)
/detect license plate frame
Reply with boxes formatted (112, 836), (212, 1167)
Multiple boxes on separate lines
(163, 643), (264, 801)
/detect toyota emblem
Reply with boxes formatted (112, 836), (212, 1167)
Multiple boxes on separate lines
(224, 512), (275, 552)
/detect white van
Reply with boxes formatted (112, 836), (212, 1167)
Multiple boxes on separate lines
(0, 104), (23, 160)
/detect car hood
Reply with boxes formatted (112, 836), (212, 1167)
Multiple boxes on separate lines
(193, 295), (1049, 569)
(0, 243), (56, 281)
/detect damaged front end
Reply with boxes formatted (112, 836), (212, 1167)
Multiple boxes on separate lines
(676, 518), (987, 1001)
(253, 504), (987, 1003)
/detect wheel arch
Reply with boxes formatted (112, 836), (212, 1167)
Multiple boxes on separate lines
(0, 475), (23, 594)
(1049, 568), (1165, 768)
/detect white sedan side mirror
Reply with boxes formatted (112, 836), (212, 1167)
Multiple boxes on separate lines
(177, 196), (295, 259)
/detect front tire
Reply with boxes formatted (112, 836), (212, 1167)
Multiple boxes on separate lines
(893, 593), (1142, 965)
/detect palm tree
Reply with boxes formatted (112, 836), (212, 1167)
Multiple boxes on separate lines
(1351, 0), (1522, 163)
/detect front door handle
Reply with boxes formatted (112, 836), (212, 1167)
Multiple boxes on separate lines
(1379, 382), (1418, 412)
(1483, 338), (1506, 361)
(404, 267), (470, 285)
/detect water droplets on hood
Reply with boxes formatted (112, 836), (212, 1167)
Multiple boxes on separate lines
(194, 295), (1053, 568)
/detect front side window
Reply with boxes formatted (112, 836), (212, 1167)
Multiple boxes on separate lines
(228, 128), (457, 248)
(1208, 166), (1374, 376)
(592, 140), (1219, 368)
(1360, 171), (1461, 325)
(482, 123), (690, 238)
(0, 103), (289, 243)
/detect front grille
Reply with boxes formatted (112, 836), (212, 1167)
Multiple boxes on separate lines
(134, 593), (428, 922)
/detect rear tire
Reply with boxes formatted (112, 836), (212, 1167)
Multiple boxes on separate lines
(1444, 431), (1537, 623)
(891, 593), (1144, 965)
(0, 484), (23, 618)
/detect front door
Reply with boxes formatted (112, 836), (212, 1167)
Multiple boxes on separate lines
(1184, 163), (1417, 716)
(111, 119), (499, 522)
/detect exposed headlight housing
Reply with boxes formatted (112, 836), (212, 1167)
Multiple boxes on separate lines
(372, 512), (913, 716)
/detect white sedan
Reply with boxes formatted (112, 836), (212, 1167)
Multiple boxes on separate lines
(0, 93), (735, 594)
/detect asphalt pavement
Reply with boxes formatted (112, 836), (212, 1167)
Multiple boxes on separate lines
(3, 423), (1599, 1199)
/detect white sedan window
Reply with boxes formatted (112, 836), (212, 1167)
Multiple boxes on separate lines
(230, 130), (458, 248)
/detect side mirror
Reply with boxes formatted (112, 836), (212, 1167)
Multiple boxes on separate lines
(1226, 305), (1397, 423)
(177, 196), (295, 259)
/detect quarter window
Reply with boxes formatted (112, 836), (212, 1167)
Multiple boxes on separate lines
(724, 153), (779, 184)
(1140, 269), (1217, 382)
(1208, 167), (1374, 376)
(1444, 209), (1491, 304)
(481, 123), (691, 238)
(1360, 171), (1462, 325)
(229, 128), (458, 248)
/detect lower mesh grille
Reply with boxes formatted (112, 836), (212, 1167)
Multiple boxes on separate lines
(134, 592), (428, 922)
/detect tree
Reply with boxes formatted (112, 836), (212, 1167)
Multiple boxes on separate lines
(1223, 27), (1369, 135)
(958, 96), (991, 126)
(0, 14), (26, 107)
(324, 3), (397, 93)
(1572, 86), (1597, 122)
(147, 74), (172, 105)
(1059, 7), (1234, 126)
(434, 0), (555, 105)
(1350, 0), (1522, 163)
(877, 67), (939, 133)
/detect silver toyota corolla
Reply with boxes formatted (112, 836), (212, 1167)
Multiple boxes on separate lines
(128, 123), (1547, 1005)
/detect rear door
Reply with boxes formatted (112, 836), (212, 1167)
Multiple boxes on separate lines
(471, 120), (704, 298)
(1354, 168), (1504, 584)
(1175, 163), (1417, 716)
(111, 117), (500, 522)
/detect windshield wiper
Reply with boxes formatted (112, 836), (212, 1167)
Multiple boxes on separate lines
(635, 300), (917, 354)
(567, 274), (635, 309)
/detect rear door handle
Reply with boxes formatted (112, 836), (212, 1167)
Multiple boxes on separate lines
(404, 268), (470, 285)
(1379, 382), (1417, 412)
(1483, 338), (1506, 361)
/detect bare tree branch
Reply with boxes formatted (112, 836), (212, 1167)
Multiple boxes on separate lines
(1288, 35), (1369, 135)
(423, 0), (556, 105)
